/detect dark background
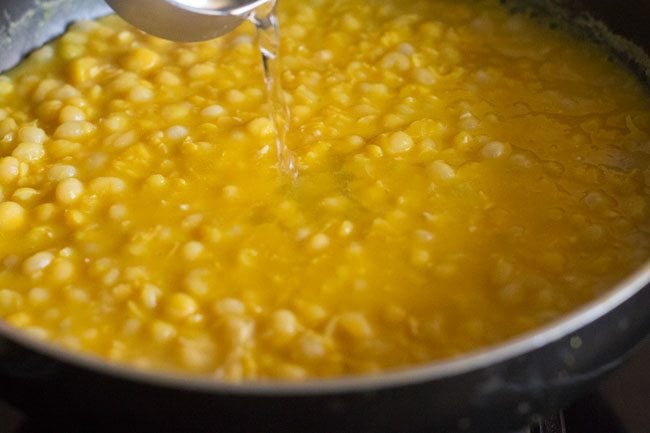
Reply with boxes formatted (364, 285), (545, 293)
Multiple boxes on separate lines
(0, 338), (648, 433)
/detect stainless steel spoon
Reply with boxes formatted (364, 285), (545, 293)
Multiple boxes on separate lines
(105, 0), (272, 42)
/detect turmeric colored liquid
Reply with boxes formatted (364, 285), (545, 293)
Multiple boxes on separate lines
(0, 0), (649, 380)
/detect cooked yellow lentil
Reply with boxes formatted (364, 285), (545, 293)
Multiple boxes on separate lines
(1, 0), (650, 381)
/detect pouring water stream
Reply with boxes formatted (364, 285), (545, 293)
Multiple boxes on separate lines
(247, 1), (296, 177)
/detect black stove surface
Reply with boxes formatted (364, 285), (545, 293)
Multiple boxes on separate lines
(1, 339), (648, 433)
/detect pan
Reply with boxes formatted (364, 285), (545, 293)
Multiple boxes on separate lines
(0, 1), (649, 432)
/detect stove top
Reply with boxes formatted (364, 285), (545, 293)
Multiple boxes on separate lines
(0, 340), (648, 433)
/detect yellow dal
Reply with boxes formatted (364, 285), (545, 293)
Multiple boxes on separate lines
(0, 0), (649, 381)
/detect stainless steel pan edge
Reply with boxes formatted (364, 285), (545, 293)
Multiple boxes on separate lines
(0, 0), (110, 72)
(0, 1), (649, 432)
(1, 262), (646, 432)
(1, 262), (649, 396)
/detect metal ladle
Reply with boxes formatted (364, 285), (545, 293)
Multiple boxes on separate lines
(105, 0), (272, 42)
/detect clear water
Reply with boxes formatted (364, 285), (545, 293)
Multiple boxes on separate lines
(246, 1), (297, 178)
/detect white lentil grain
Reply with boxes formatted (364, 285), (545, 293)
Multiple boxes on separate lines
(182, 241), (205, 261)
(23, 251), (55, 276)
(28, 287), (50, 305)
(56, 178), (84, 204)
(385, 131), (414, 154)
(12, 142), (45, 162)
(0, 157), (20, 184)
(213, 297), (245, 316)
(309, 233), (330, 251)
(166, 125), (188, 141)
(481, 141), (510, 159)
(48, 164), (77, 181)
(18, 126), (46, 144)
(428, 160), (456, 182)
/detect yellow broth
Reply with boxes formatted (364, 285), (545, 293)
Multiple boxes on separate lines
(0, 0), (649, 380)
